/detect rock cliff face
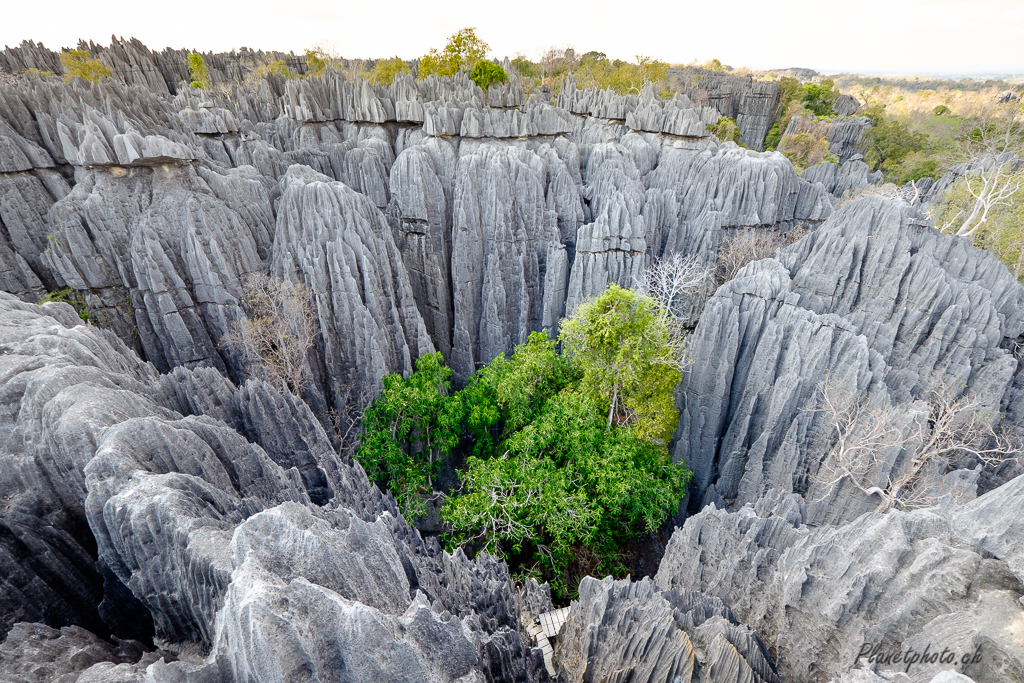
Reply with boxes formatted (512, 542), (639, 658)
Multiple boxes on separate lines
(553, 577), (781, 683)
(0, 293), (545, 682)
(0, 59), (832, 397)
(1, 38), (1022, 683)
(674, 196), (1024, 522)
(655, 489), (1024, 683)
(670, 67), (782, 151)
(783, 114), (873, 164)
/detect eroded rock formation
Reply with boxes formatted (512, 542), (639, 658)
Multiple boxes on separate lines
(1, 38), (1021, 683)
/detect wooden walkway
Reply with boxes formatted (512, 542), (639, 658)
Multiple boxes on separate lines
(527, 607), (571, 675)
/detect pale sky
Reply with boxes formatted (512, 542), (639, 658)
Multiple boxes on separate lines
(4, 0), (1023, 76)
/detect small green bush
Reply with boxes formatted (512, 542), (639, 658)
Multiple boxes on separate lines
(367, 57), (412, 85)
(255, 59), (297, 80)
(22, 67), (54, 78)
(60, 50), (111, 84)
(708, 116), (742, 145)
(510, 55), (537, 78)
(779, 131), (831, 172)
(765, 79), (806, 150)
(799, 78), (840, 117)
(187, 53), (209, 89)
(933, 104), (952, 116)
(38, 287), (91, 321)
(469, 59), (507, 93)
(304, 49), (329, 76)
(418, 27), (489, 79)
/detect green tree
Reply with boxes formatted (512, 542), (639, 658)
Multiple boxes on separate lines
(570, 54), (670, 96)
(862, 105), (928, 175)
(60, 50), (111, 84)
(418, 27), (489, 79)
(469, 59), (507, 94)
(799, 78), (840, 117)
(256, 59), (297, 79)
(356, 352), (463, 518)
(444, 390), (688, 595)
(304, 49), (328, 76)
(708, 116), (742, 145)
(367, 57), (412, 85)
(764, 77), (802, 150)
(187, 53), (209, 89)
(559, 284), (683, 445)
(510, 55), (537, 78)
(357, 286), (692, 596)
(459, 332), (578, 454)
(778, 131), (833, 172)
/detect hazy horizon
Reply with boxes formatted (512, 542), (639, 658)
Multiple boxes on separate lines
(5, 0), (1023, 78)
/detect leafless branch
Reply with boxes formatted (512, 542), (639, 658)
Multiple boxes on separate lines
(221, 273), (317, 395)
(812, 378), (1020, 512)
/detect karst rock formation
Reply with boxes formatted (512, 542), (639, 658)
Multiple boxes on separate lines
(0, 38), (1021, 683)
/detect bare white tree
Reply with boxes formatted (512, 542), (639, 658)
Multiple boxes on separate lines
(937, 108), (1024, 238)
(221, 274), (317, 394)
(633, 251), (712, 320)
(814, 379), (1019, 512)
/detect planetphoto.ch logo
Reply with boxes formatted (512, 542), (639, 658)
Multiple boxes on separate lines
(856, 642), (984, 674)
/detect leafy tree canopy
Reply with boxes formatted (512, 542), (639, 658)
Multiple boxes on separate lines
(368, 57), (412, 85)
(356, 285), (692, 596)
(469, 59), (507, 93)
(60, 50), (111, 84)
(510, 55), (537, 78)
(418, 27), (489, 79)
(570, 54), (669, 96)
(187, 53), (209, 89)
(357, 352), (463, 518)
(862, 105), (929, 175)
(799, 78), (840, 117)
(708, 116), (742, 145)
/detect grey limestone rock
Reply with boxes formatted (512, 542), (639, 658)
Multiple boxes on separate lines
(833, 94), (862, 117)
(802, 159), (874, 199)
(558, 75), (638, 120)
(654, 486), (1024, 683)
(624, 83), (717, 138)
(0, 622), (153, 683)
(783, 115), (872, 164)
(827, 117), (873, 163)
(387, 139), (456, 358)
(553, 576), (780, 683)
(674, 196), (1024, 521)
(0, 291), (549, 682)
(671, 67), (781, 150)
(566, 143), (647, 313)
(43, 162), (272, 375)
(449, 142), (564, 382)
(271, 164), (434, 403)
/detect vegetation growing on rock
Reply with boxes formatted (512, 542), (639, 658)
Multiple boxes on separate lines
(418, 27), (489, 79)
(59, 49), (110, 83)
(367, 57), (412, 85)
(187, 53), (209, 89)
(356, 285), (692, 596)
